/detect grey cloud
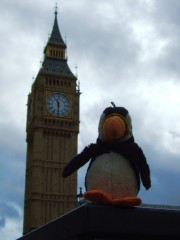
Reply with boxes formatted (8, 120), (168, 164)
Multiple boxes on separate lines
(0, 150), (25, 209)
(0, 202), (20, 220)
(0, 122), (26, 156)
(139, 167), (180, 206)
(0, 201), (21, 228)
(65, 4), (141, 73)
(153, 0), (180, 25)
(0, 217), (5, 228)
(169, 131), (180, 139)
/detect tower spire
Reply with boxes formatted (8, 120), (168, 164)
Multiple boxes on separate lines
(42, 4), (76, 78)
(49, 3), (66, 46)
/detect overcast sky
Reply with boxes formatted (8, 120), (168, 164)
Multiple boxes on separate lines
(1, 0), (180, 239)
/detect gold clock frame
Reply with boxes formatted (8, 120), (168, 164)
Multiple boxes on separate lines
(44, 91), (73, 119)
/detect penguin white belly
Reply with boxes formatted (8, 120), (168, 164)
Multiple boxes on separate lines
(85, 152), (138, 199)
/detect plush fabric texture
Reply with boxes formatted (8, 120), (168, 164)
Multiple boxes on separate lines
(62, 138), (151, 191)
(85, 152), (138, 198)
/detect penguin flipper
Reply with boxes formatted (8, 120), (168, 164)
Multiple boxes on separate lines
(133, 143), (151, 190)
(62, 143), (97, 178)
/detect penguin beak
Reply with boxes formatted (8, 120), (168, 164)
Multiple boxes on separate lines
(103, 115), (126, 142)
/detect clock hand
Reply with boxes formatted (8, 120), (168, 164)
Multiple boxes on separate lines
(57, 100), (62, 116)
(56, 100), (60, 109)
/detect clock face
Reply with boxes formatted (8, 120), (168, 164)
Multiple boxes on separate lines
(46, 93), (71, 117)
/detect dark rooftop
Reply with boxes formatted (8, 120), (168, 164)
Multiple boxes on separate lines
(17, 203), (180, 240)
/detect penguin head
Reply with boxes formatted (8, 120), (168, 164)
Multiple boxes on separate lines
(98, 103), (133, 142)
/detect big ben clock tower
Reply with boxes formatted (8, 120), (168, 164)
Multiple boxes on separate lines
(23, 7), (80, 234)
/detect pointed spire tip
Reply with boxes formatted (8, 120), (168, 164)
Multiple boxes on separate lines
(54, 2), (58, 15)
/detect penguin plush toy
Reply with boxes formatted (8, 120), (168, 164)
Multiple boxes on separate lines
(62, 103), (151, 206)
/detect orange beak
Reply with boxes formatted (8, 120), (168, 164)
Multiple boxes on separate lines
(103, 115), (126, 142)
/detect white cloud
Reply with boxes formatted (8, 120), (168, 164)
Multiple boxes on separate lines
(0, 218), (22, 240)
(0, 204), (23, 240)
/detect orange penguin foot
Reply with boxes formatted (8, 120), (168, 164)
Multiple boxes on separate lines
(84, 189), (112, 204)
(112, 196), (142, 206)
(84, 190), (142, 207)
